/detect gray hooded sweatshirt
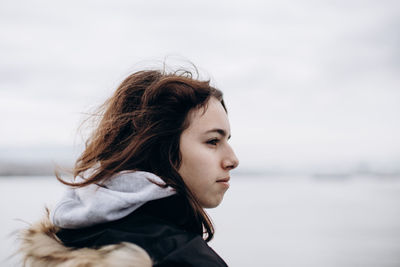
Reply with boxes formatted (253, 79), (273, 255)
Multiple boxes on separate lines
(50, 171), (176, 229)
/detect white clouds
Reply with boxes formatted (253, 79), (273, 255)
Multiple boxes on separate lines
(0, 0), (399, 170)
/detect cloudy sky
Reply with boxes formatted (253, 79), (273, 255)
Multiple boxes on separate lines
(1, 0), (399, 172)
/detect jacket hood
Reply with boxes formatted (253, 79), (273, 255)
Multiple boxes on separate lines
(51, 171), (176, 229)
(18, 209), (152, 267)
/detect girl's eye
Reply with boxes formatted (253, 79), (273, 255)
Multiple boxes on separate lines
(206, 138), (219, 146)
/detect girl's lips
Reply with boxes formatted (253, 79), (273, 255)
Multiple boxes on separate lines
(217, 177), (230, 188)
(216, 177), (230, 183)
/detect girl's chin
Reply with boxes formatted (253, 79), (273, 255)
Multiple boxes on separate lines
(201, 197), (224, 209)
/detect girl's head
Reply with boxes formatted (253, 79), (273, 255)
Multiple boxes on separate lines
(179, 96), (239, 208)
(60, 69), (238, 241)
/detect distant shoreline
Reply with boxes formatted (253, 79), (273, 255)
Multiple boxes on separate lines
(1, 162), (399, 179)
(0, 162), (72, 176)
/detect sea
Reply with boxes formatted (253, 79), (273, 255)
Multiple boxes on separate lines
(1, 174), (400, 267)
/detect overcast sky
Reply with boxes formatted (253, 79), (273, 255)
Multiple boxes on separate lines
(1, 0), (399, 172)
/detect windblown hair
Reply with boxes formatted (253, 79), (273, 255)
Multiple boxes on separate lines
(57, 69), (225, 241)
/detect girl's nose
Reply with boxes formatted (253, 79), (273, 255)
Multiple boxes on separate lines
(222, 145), (239, 170)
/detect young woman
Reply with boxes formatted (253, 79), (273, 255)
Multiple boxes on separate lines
(19, 68), (239, 266)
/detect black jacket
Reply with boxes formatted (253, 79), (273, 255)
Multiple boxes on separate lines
(56, 195), (228, 267)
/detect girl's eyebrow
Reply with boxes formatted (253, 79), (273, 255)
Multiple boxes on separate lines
(204, 128), (231, 139)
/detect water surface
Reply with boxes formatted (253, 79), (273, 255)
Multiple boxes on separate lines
(1, 175), (400, 267)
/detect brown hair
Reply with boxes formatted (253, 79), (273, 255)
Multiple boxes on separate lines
(57, 69), (225, 242)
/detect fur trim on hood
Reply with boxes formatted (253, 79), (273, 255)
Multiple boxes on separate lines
(18, 209), (152, 267)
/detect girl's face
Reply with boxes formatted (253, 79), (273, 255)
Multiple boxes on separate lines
(178, 97), (239, 208)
